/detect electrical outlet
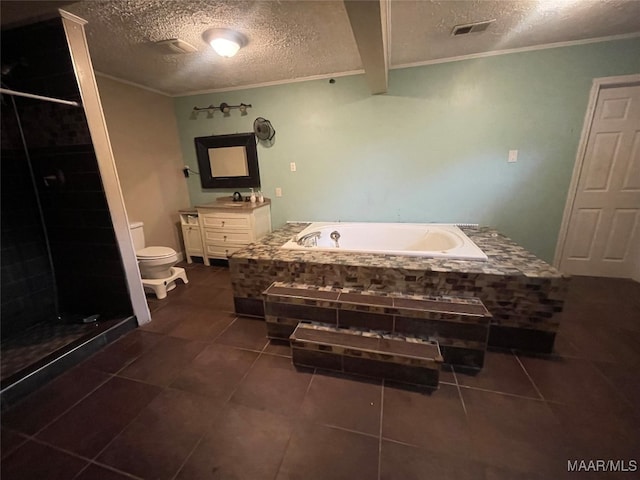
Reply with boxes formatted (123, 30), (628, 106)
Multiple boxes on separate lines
(290, 162), (297, 172)
(275, 187), (282, 197)
(508, 150), (518, 163)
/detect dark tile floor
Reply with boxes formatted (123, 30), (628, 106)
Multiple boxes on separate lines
(1, 262), (639, 479)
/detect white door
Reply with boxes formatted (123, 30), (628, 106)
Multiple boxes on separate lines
(560, 83), (640, 278)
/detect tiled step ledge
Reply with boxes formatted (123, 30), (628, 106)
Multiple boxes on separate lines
(264, 281), (491, 368)
(265, 282), (490, 319)
(290, 322), (442, 388)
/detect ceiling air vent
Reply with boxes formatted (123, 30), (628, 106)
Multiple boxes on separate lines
(154, 39), (198, 54)
(451, 19), (495, 36)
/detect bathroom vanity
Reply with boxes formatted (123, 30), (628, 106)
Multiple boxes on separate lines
(195, 198), (271, 265)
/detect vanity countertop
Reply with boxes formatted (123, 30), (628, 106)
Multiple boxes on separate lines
(195, 197), (271, 211)
(179, 208), (198, 215)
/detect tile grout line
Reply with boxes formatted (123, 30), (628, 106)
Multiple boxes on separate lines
(94, 335), (213, 469)
(314, 421), (380, 441)
(302, 368), (317, 398)
(270, 368), (316, 480)
(74, 458), (145, 480)
(588, 357), (635, 410)
(170, 315), (261, 480)
(455, 383), (548, 402)
(172, 321), (271, 479)
(7, 325), (161, 440)
(222, 337), (269, 405)
(380, 435), (423, 449)
(22, 435), (144, 480)
(89, 384), (164, 465)
(377, 378), (385, 480)
(205, 314), (240, 344)
(27, 370), (114, 439)
(169, 429), (209, 480)
(450, 368), (467, 416)
(513, 350), (545, 401)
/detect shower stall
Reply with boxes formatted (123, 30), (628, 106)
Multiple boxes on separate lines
(1, 17), (137, 408)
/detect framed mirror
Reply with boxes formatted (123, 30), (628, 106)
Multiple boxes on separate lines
(194, 132), (260, 189)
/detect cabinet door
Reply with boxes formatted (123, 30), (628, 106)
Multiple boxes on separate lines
(183, 226), (203, 254)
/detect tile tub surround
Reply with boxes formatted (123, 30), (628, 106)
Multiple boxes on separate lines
(264, 282), (491, 368)
(290, 322), (443, 388)
(229, 223), (569, 353)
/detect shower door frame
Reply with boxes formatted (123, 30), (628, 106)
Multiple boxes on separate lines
(60, 10), (150, 325)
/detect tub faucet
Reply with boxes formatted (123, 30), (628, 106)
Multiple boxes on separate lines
(296, 231), (321, 247)
(330, 230), (340, 248)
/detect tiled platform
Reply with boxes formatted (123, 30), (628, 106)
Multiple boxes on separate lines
(264, 281), (491, 368)
(2, 264), (638, 480)
(291, 322), (443, 387)
(230, 223), (569, 353)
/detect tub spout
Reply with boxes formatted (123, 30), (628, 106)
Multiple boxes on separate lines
(296, 231), (321, 247)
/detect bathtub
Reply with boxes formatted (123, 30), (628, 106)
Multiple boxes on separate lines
(281, 222), (488, 261)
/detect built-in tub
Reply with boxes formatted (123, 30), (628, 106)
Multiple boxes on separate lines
(281, 222), (488, 261)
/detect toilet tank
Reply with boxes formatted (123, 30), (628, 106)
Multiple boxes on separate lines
(129, 221), (145, 251)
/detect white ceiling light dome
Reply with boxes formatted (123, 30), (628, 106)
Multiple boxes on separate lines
(203, 28), (248, 58)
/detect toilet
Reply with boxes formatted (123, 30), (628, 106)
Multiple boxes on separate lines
(129, 221), (188, 299)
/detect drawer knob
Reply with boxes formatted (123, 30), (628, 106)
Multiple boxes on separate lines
(221, 221), (225, 227)
(224, 235), (227, 241)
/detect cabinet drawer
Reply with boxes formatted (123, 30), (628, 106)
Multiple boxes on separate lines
(200, 213), (251, 230)
(203, 229), (252, 245)
(205, 244), (243, 258)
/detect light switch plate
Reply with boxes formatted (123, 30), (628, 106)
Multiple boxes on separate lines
(508, 150), (518, 163)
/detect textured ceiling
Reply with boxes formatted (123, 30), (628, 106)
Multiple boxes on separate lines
(391, 0), (640, 66)
(9, 0), (640, 96)
(65, 0), (362, 95)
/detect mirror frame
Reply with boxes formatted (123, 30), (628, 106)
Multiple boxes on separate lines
(194, 132), (260, 189)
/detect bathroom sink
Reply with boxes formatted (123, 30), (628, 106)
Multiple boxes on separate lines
(222, 203), (245, 207)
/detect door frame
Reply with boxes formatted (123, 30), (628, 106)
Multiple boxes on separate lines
(553, 73), (640, 277)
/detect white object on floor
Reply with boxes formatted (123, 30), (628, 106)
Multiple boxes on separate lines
(142, 266), (188, 299)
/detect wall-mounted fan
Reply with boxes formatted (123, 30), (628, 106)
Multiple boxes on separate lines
(253, 117), (276, 146)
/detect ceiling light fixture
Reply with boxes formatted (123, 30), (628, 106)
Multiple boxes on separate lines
(203, 28), (247, 58)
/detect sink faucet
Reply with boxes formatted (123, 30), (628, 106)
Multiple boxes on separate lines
(296, 231), (321, 247)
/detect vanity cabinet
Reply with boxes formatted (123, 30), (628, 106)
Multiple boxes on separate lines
(196, 199), (271, 265)
(179, 211), (204, 263)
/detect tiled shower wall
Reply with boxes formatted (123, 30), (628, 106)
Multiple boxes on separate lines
(0, 148), (56, 339)
(0, 18), (131, 340)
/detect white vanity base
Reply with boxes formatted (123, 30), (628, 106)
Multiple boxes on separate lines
(142, 266), (189, 299)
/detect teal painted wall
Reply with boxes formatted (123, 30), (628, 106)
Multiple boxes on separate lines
(174, 38), (640, 262)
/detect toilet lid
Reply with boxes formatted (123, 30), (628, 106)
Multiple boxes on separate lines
(137, 246), (176, 259)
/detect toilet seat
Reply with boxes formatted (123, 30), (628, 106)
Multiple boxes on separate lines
(136, 246), (176, 260)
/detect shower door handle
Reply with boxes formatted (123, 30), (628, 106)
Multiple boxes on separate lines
(43, 169), (65, 187)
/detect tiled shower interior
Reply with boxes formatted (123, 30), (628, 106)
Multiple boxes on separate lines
(1, 18), (134, 406)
